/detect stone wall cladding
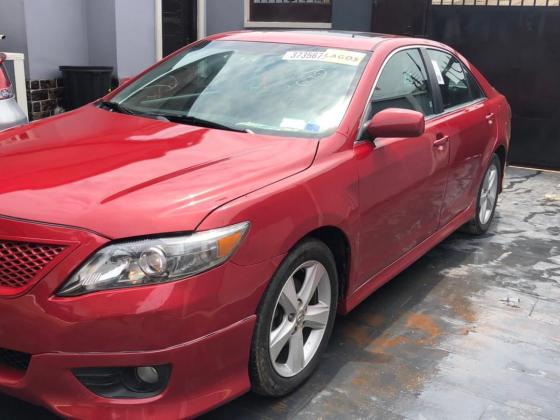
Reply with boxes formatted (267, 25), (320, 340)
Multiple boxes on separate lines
(26, 79), (64, 121)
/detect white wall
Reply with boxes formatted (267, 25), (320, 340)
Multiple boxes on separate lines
(2, 0), (373, 81)
(86, 0), (118, 70)
(0, 0), (29, 73)
(114, 0), (157, 78)
(24, 0), (89, 79)
(206, 0), (244, 35)
(0, 0), (157, 80)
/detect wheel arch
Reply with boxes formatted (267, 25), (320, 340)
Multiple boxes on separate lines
(494, 144), (507, 193)
(293, 226), (352, 303)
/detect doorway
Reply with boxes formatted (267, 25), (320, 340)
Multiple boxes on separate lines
(162, 0), (198, 57)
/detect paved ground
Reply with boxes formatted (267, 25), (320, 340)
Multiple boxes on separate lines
(3, 167), (560, 419)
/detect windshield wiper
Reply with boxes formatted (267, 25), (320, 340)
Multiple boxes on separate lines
(98, 103), (248, 133)
(154, 114), (248, 133)
(98, 100), (135, 115)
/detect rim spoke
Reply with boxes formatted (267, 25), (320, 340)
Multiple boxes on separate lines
(483, 172), (491, 191)
(479, 197), (488, 222)
(278, 276), (298, 314)
(480, 166), (499, 224)
(298, 263), (326, 306)
(286, 329), (305, 373)
(270, 321), (293, 361)
(488, 169), (497, 188)
(303, 303), (330, 330)
(488, 187), (497, 206)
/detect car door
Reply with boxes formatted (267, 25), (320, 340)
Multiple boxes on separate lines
(354, 48), (450, 288)
(425, 48), (497, 226)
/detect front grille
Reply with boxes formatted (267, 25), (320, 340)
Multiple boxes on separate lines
(0, 240), (66, 294)
(0, 348), (31, 371)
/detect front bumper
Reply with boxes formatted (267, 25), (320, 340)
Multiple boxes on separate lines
(0, 216), (280, 418)
(0, 316), (256, 419)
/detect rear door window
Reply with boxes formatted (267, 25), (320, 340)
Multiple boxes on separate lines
(427, 49), (485, 111)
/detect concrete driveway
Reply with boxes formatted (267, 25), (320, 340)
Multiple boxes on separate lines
(3, 167), (560, 419)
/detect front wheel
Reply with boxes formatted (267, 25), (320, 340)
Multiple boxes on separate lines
(463, 154), (501, 235)
(250, 239), (338, 397)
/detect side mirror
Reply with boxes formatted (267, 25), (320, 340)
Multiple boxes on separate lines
(367, 108), (425, 139)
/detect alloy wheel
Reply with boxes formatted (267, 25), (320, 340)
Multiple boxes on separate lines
(479, 164), (499, 225)
(269, 260), (331, 378)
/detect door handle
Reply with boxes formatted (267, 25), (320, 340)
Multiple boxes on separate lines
(433, 135), (449, 148)
(486, 113), (495, 125)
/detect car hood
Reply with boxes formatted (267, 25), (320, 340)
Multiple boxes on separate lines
(0, 105), (318, 238)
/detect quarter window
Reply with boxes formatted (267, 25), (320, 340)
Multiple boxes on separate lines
(427, 49), (484, 111)
(368, 49), (435, 119)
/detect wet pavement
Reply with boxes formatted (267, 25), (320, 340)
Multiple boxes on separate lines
(3, 167), (560, 419)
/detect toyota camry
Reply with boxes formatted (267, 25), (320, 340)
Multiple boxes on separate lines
(0, 31), (510, 418)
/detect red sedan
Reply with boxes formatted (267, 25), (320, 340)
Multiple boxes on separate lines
(0, 31), (509, 418)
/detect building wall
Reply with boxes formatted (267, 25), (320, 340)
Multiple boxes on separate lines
(115, 0), (157, 78)
(1, 0), (156, 80)
(3, 0), (374, 80)
(206, 0), (244, 35)
(3, 0), (156, 120)
(24, 0), (89, 80)
(0, 0), (29, 73)
(86, 0), (118, 70)
(205, 0), (373, 34)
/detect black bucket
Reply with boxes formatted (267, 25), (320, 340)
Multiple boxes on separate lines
(59, 66), (114, 110)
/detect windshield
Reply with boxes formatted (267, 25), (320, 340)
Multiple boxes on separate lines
(110, 40), (370, 137)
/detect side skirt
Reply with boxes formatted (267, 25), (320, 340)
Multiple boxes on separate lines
(339, 204), (475, 314)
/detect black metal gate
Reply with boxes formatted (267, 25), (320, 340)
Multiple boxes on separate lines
(371, 0), (560, 169)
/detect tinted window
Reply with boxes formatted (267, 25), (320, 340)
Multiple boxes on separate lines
(465, 67), (484, 100)
(368, 49), (435, 119)
(427, 49), (484, 111)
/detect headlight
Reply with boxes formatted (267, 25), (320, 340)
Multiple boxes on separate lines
(57, 222), (250, 296)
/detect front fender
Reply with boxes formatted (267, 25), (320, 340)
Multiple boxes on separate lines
(196, 147), (360, 269)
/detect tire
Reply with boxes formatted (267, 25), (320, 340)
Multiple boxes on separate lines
(463, 154), (501, 235)
(250, 238), (338, 397)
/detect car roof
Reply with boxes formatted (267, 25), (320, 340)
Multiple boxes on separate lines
(209, 30), (404, 51)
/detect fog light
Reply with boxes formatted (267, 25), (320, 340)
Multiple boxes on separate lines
(73, 364), (171, 399)
(135, 366), (160, 384)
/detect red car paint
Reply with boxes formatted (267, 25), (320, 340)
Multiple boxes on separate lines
(0, 32), (510, 418)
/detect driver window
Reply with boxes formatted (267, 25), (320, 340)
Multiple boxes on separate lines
(367, 49), (435, 120)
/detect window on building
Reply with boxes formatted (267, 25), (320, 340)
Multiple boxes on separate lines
(245, 0), (333, 28)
